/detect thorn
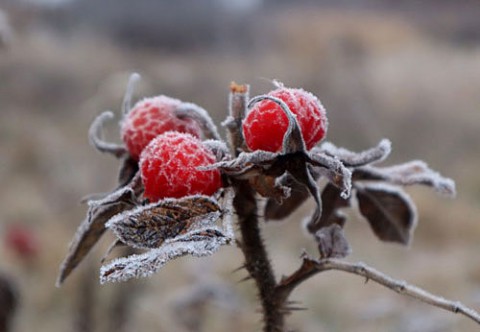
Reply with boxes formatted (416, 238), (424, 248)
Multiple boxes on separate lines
(232, 264), (247, 274)
(238, 276), (253, 283)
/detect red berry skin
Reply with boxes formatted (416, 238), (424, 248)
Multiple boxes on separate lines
(242, 88), (328, 152)
(121, 96), (202, 160)
(139, 132), (222, 201)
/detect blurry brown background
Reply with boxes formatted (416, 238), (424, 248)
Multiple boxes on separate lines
(1, 1), (480, 331)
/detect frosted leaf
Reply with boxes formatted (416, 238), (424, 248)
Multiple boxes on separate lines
(356, 183), (417, 245)
(57, 186), (137, 286)
(106, 195), (223, 249)
(100, 230), (230, 284)
(309, 153), (352, 198)
(317, 139), (391, 167)
(175, 102), (221, 140)
(354, 160), (456, 197)
(88, 111), (127, 158)
(315, 224), (351, 259)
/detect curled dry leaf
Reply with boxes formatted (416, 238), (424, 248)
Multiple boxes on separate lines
(356, 183), (417, 245)
(315, 224), (351, 259)
(56, 184), (138, 286)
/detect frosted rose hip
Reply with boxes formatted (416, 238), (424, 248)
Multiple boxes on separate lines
(139, 132), (222, 201)
(242, 88), (328, 152)
(121, 96), (202, 160)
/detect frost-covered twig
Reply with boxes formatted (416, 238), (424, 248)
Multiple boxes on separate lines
(277, 254), (480, 325)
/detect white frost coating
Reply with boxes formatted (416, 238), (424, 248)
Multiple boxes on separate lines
(319, 139), (392, 167)
(361, 160), (456, 197)
(100, 233), (230, 284)
(200, 150), (277, 176)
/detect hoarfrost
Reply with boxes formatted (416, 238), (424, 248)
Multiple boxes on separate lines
(357, 160), (456, 197)
(100, 229), (231, 284)
(318, 139), (391, 167)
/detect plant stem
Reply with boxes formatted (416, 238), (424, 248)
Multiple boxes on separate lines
(227, 83), (285, 331)
(233, 180), (284, 332)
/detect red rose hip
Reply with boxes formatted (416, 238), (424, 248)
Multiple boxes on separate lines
(242, 87), (328, 152)
(121, 96), (202, 160)
(139, 131), (222, 201)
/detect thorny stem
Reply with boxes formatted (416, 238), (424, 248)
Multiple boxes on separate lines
(233, 181), (284, 331)
(276, 255), (480, 326)
(228, 83), (285, 332)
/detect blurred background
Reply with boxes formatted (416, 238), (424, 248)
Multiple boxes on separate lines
(1, 0), (479, 331)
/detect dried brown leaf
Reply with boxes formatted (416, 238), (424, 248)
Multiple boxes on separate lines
(315, 224), (351, 259)
(356, 184), (417, 245)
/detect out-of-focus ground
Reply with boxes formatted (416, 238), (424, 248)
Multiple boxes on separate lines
(1, 1), (480, 331)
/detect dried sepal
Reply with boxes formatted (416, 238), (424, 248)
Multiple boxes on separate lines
(317, 139), (391, 167)
(175, 102), (221, 140)
(56, 184), (138, 286)
(308, 153), (352, 198)
(88, 111), (127, 158)
(204, 150), (278, 179)
(315, 224), (351, 259)
(106, 195), (223, 250)
(308, 183), (351, 233)
(264, 173), (311, 221)
(353, 160), (456, 197)
(121, 72), (141, 116)
(100, 228), (230, 284)
(117, 155), (139, 188)
(356, 183), (417, 245)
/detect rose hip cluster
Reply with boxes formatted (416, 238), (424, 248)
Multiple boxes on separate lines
(122, 85), (327, 203)
(120, 95), (221, 202)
